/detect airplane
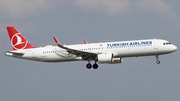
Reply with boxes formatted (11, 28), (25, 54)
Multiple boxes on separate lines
(5, 26), (177, 69)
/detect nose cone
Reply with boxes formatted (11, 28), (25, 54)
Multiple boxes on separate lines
(172, 45), (177, 52)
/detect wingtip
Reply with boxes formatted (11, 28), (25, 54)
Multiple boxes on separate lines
(84, 40), (88, 44)
(53, 37), (61, 46)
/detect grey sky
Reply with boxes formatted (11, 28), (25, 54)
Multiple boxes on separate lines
(0, 0), (180, 101)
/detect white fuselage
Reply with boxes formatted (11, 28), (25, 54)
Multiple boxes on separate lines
(6, 39), (177, 63)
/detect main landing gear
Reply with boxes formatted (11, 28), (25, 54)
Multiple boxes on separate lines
(86, 63), (92, 69)
(86, 61), (98, 69)
(156, 55), (160, 64)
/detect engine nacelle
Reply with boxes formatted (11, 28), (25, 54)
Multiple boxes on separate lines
(111, 58), (123, 64)
(98, 53), (123, 64)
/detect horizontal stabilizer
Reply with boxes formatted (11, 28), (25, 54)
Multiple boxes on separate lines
(5, 51), (24, 55)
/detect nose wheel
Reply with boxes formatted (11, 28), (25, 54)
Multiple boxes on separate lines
(156, 55), (160, 64)
(156, 60), (160, 64)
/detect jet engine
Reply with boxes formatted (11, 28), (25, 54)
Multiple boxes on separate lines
(98, 53), (123, 64)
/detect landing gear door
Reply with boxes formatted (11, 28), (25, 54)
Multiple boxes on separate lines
(153, 40), (158, 49)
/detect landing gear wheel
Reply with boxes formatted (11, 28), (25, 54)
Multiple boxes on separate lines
(93, 64), (98, 69)
(155, 55), (160, 64)
(156, 60), (160, 64)
(86, 63), (92, 69)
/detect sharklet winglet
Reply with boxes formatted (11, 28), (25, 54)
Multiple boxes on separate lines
(84, 40), (88, 44)
(53, 37), (61, 46)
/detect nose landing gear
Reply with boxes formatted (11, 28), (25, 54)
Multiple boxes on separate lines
(156, 55), (160, 64)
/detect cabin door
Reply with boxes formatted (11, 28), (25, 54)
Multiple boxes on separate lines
(153, 40), (158, 49)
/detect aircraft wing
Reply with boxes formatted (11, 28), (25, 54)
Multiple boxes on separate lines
(53, 37), (97, 60)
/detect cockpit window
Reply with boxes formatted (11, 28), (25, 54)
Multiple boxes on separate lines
(163, 42), (171, 45)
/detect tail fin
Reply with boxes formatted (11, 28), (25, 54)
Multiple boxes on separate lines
(6, 26), (36, 50)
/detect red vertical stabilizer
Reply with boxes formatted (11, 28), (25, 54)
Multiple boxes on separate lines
(7, 26), (36, 50)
